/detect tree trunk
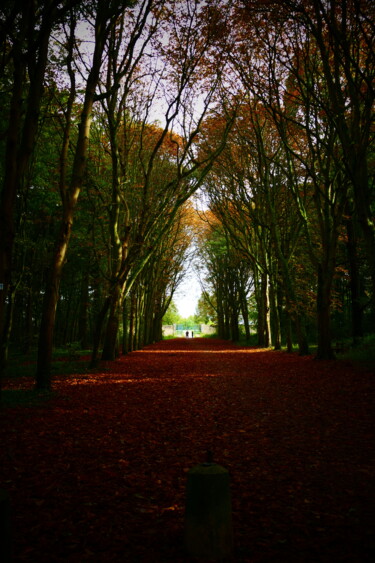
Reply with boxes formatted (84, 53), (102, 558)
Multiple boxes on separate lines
(122, 298), (129, 355)
(270, 236), (308, 354)
(269, 277), (281, 350)
(60, 285), (74, 346)
(133, 293), (139, 351)
(151, 308), (163, 343)
(352, 165), (375, 323)
(90, 296), (111, 368)
(101, 286), (122, 360)
(0, 285), (16, 383)
(0, 4), (54, 377)
(78, 272), (90, 349)
(255, 288), (265, 347)
(216, 284), (225, 339)
(217, 309), (225, 339)
(316, 265), (335, 360)
(36, 218), (72, 389)
(136, 290), (145, 349)
(23, 285), (34, 354)
(265, 280), (271, 348)
(128, 292), (136, 353)
(35, 4), (115, 386)
(240, 292), (251, 341)
(258, 273), (270, 347)
(230, 307), (240, 342)
(294, 315), (309, 356)
(285, 315), (293, 353)
(346, 216), (364, 344)
(224, 309), (230, 340)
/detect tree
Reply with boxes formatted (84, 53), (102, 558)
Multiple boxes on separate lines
(208, 0), (374, 357)
(36, 0), (137, 389)
(196, 100), (309, 350)
(287, 0), (375, 321)
(195, 212), (253, 341)
(127, 204), (193, 347)
(0, 0), (81, 380)
(163, 301), (181, 327)
(195, 294), (216, 325)
(88, 0), (236, 364)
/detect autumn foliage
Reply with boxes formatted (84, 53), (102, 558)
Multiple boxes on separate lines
(1, 338), (374, 562)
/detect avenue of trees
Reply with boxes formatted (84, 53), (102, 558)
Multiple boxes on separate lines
(191, 0), (374, 359)
(0, 0), (374, 390)
(0, 0), (234, 389)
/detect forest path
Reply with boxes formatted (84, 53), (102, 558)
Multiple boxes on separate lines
(1, 338), (374, 562)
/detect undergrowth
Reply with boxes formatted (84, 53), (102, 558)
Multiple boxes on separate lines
(337, 333), (375, 368)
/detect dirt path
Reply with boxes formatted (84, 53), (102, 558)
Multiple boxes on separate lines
(1, 338), (374, 562)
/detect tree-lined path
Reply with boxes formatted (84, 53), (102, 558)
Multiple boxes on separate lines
(1, 338), (374, 562)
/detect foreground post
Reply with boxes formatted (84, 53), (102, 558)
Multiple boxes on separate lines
(0, 489), (12, 562)
(184, 459), (233, 560)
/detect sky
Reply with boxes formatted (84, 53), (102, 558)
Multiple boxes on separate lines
(174, 267), (202, 318)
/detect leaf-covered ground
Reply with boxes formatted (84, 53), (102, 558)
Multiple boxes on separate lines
(1, 338), (374, 562)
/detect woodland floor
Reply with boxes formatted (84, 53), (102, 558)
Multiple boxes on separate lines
(0, 338), (374, 562)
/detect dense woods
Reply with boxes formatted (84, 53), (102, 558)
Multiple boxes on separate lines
(0, 0), (374, 388)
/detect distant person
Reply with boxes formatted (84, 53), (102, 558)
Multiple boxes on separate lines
(186, 331), (189, 338)
(192, 331), (194, 338)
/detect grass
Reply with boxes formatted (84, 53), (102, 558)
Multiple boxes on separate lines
(1, 344), (91, 408)
(236, 333), (375, 370)
(4, 345), (92, 379)
(0, 388), (57, 409)
(337, 334), (375, 369)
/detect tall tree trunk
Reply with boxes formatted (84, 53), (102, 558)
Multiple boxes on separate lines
(270, 226), (308, 354)
(269, 276), (281, 350)
(255, 283), (264, 346)
(23, 285), (34, 354)
(101, 285), (122, 360)
(230, 305), (240, 342)
(90, 296), (111, 368)
(133, 294), (139, 351)
(294, 315), (309, 356)
(122, 298), (129, 355)
(35, 3), (114, 387)
(240, 290), (251, 341)
(0, 94), (20, 377)
(257, 273), (270, 347)
(36, 217), (73, 389)
(285, 315), (294, 353)
(78, 272), (90, 349)
(346, 216), (364, 345)
(128, 292), (136, 353)
(353, 165), (375, 323)
(0, 3), (62, 380)
(216, 284), (225, 339)
(136, 290), (145, 349)
(152, 309), (163, 343)
(60, 286), (74, 345)
(316, 265), (335, 360)
(0, 285), (16, 383)
(265, 279), (271, 348)
(224, 309), (230, 340)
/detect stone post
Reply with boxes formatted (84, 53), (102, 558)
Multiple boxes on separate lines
(0, 489), (12, 562)
(184, 461), (233, 560)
